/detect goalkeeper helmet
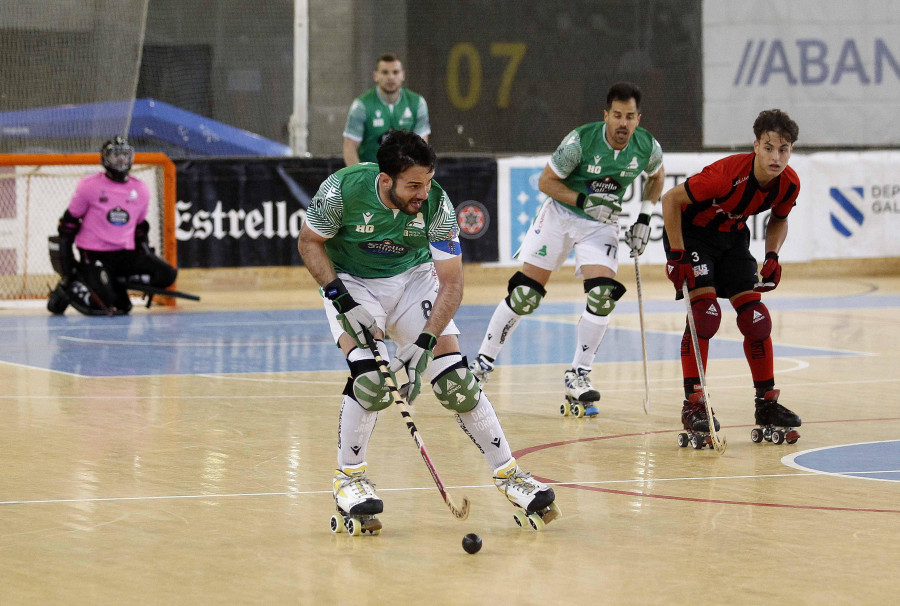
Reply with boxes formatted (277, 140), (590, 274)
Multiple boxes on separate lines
(101, 136), (134, 182)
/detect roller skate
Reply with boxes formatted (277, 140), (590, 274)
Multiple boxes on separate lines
(751, 390), (801, 445)
(560, 367), (600, 418)
(468, 354), (494, 386)
(493, 460), (561, 531)
(677, 392), (720, 450)
(330, 463), (383, 536)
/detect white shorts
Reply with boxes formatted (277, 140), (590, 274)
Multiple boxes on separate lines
(515, 199), (620, 277)
(323, 262), (460, 348)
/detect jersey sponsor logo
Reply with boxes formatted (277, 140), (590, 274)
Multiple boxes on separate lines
(626, 157), (639, 170)
(129, 189), (138, 199)
(589, 175), (621, 194)
(359, 239), (410, 256)
(107, 206), (130, 226)
(402, 107), (413, 118)
(455, 200), (489, 239)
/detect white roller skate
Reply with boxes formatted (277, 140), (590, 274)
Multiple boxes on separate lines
(330, 463), (383, 536)
(493, 460), (561, 531)
(468, 354), (494, 386)
(561, 367), (600, 418)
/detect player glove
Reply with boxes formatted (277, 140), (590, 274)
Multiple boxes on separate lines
(324, 278), (377, 349)
(389, 332), (437, 403)
(625, 213), (651, 257)
(576, 192), (621, 224)
(665, 248), (696, 290)
(754, 252), (782, 292)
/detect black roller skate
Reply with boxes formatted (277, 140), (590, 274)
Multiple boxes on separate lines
(751, 390), (801, 445)
(677, 392), (720, 450)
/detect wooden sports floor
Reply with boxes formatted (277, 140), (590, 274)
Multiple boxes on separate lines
(1, 263), (899, 605)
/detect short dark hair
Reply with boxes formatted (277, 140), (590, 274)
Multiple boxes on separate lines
(376, 130), (436, 178)
(753, 109), (799, 144)
(606, 81), (642, 111)
(376, 53), (401, 66)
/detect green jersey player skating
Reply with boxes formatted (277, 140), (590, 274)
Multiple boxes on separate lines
(469, 81), (666, 417)
(299, 130), (560, 534)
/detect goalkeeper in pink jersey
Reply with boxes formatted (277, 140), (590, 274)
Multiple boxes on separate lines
(47, 137), (177, 315)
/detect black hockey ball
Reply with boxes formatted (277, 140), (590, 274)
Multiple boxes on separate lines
(462, 533), (482, 554)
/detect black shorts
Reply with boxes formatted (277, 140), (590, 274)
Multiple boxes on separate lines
(663, 224), (759, 300)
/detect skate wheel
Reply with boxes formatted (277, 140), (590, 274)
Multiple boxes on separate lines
(513, 510), (527, 528)
(330, 515), (344, 534)
(677, 433), (689, 448)
(527, 513), (546, 531)
(559, 403), (569, 417)
(786, 430), (800, 444)
(347, 517), (362, 536)
(750, 428), (764, 443)
(573, 404), (585, 418)
(771, 430), (785, 445)
(690, 434), (704, 449)
(542, 502), (562, 524)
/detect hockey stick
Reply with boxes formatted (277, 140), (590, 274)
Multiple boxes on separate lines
(634, 255), (651, 414)
(682, 281), (727, 454)
(362, 328), (471, 520)
(124, 281), (201, 308)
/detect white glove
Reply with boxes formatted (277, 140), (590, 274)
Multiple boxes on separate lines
(324, 278), (376, 349)
(577, 192), (622, 223)
(388, 332), (436, 402)
(625, 213), (651, 257)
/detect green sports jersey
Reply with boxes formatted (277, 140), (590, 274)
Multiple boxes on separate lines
(305, 163), (458, 278)
(548, 122), (663, 221)
(343, 88), (431, 163)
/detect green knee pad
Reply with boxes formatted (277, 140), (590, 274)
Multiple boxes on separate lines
(584, 277), (626, 316)
(348, 359), (393, 411)
(431, 363), (480, 413)
(506, 271), (547, 315)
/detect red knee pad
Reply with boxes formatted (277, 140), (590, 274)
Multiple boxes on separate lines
(690, 294), (721, 340)
(735, 297), (772, 342)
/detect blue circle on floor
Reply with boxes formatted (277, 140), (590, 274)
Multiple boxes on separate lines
(783, 440), (900, 482)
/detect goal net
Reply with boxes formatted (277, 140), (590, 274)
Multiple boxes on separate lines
(0, 153), (175, 300)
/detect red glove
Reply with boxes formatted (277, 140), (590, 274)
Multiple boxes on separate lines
(666, 249), (695, 290)
(754, 252), (781, 292)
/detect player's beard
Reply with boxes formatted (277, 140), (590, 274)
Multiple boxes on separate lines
(387, 184), (423, 216)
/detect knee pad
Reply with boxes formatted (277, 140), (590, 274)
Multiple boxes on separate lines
(431, 355), (481, 413)
(347, 358), (393, 411)
(505, 271), (546, 315)
(735, 298), (772, 342)
(584, 277), (626, 316)
(690, 294), (722, 340)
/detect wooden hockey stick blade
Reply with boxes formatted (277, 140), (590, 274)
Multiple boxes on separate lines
(362, 328), (471, 520)
(682, 282), (727, 455)
(125, 282), (201, 301)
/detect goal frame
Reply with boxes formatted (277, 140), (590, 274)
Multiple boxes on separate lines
(0, 152), (177, 301)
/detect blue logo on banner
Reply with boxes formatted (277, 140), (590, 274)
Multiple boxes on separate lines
(829, 187), (865, 237)
(509, 167), (574, 261)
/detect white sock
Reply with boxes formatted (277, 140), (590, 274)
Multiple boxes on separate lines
(455, 392), (513, 470)
(571, 311), (609, 370)
(337, 395), (378, 469)
(478, 301), (522, 360)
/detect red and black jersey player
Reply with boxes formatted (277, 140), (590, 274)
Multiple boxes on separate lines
(661, 109), (802, 443)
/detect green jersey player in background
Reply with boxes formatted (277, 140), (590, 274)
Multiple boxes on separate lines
(469, 82), (665, 416)
(342, 53), (430, 166)
(298, 130), (559, 533)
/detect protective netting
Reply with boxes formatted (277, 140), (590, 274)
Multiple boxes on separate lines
(0, 0), (149, 154)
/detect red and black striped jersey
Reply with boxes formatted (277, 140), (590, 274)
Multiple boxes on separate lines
(682, 152), (800, 232)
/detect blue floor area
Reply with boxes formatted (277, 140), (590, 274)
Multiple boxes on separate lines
(788, 441), (900, 482)
(2, 293), (892, 378)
